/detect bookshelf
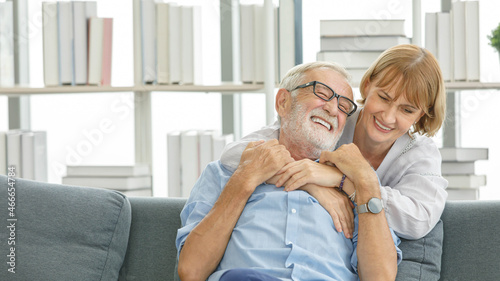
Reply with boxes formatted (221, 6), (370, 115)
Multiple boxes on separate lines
(1, 0), (277, 195)
(0, 84), (266, 96)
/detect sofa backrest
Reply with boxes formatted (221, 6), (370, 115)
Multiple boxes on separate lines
(120, 198), (500, 281)
(439, 200), (500, 281)
(119, 197), (185, 281)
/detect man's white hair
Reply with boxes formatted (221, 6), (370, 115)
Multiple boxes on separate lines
(280, 61), (352, 98)
(277, 61), (352, 123)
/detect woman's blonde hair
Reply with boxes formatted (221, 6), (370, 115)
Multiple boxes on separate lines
(359, 44), (446, 137)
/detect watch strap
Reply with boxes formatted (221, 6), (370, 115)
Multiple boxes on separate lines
(356, 204), (369, 214)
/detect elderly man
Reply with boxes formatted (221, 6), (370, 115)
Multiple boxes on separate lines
(176, 62), (401, 281)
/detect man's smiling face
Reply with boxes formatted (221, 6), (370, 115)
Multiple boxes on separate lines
(280, 68), (353, 159)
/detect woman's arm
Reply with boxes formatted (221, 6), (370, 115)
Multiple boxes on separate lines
(220, 122), (280, 172)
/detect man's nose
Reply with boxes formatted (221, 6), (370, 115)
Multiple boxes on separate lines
(323, 97), (339, 116)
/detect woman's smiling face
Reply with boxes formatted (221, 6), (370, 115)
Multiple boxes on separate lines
(359, 81), (425, 147)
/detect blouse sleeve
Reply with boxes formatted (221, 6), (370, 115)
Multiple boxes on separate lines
(219, 121), (280, 172)
(379, 137), (448, 239)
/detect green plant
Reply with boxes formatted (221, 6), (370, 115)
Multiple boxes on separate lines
(487, 22), (500, 52)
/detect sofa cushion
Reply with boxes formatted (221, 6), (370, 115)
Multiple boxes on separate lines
(0, 175), (131, 281)
(395, 220), (443, 281)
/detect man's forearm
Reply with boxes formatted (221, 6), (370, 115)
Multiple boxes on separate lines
(355, 179), (398, 281)
(178, 174), (255, 281)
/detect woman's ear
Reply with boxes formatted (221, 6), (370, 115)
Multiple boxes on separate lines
(275, 88), (292, 117)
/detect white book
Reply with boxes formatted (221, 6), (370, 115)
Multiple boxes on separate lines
(0, 2), (14, 87)
(181, 5), (202, 85)
(141, 0), (156, 84)
(320, 19), (406, 37)
(167, 131), (181, 197)
(274, 5), (279, 84)
(21, 131), (47, 182)
(12, 0), (29, 86)
(317, 51), (382, 68)
(43, 2), (60, 86)
(425, 13), (437, 59)
(465, 1), (480, 81)
(444, 174), (486, 189)
(240, 5), (254, 83)
(439, 147), (488, 162)
(447, 188), (479, 200)
(0, 132), (6, 175)
(198, 130), (214, 173)
(6, 130), (23, 178)
(452, 1), (466, 81)
(156, 2), (169, 85)
(133, 0), (143, 85)
(212, 134), (234, 161)
(441, 162), (475, 175)
(168, 4), (181, 84)
(278, 0), (295, 82)
(320, 36), (411, 52)
(253, 4), (265, 83)
(72, 1), (97, 85)
(181, 130), (199, 197)
(66, 164), (150, 177)
(62, 175), (152, 190)
(57, 1), (74, 85)
(87, 17), (104, 85)
(437, 13), (452, 82)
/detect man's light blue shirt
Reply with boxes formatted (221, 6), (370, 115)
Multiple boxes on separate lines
(176, 161), (402, 281)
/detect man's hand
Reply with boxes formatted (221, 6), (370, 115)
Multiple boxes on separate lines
(235, 139), (294, 191)
(264, 159), (355, 239)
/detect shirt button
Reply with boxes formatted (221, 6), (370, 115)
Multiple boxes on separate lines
(291, 208), (297, 214)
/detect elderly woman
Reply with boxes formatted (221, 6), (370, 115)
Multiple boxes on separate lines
(220, 44), (447, 240)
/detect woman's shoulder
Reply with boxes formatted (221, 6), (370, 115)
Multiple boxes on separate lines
(399, 134), (441, 159)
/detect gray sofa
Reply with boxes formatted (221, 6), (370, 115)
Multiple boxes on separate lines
(1, 175), (499, 281)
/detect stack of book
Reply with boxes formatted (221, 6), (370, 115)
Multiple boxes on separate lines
(240, 1), (302, 84)
(440, 147), (488, 200)
(62, 164), (152, 196)
(0, 1), (15, 87)
(135, 1), (202, 85)
(42, 1), (113, 86)
(1, 130), (48, 182)
(425, 1), (479, 82)
(317, 19), (410, 85)
(167, 130), (234, 197)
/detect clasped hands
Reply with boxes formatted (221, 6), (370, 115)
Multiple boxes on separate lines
(236, 139), (364, 239)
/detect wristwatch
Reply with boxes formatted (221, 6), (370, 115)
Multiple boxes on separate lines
(356, 197), (384, 214)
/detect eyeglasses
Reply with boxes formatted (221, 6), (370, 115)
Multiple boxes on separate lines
(291, 81), (357, 116)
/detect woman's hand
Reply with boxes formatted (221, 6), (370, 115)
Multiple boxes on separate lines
(319, 144), (378, 190)
(273, 159), (343, 191)
(300, 184), (355, 239)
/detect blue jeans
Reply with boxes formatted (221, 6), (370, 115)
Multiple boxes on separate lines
(219, 268), (281, 281)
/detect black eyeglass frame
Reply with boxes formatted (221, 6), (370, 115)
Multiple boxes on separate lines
(291, 81), (358, 117)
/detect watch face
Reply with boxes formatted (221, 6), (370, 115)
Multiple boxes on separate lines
(367, 198), (383, 214)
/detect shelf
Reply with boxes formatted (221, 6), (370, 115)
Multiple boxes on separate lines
(0, 83), (266, 96)
(445, 82), (500, 91)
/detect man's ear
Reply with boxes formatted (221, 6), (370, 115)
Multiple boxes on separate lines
(275, 88), (292, 117)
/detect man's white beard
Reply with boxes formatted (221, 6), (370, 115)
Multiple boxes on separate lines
(282, 101), (343, 159)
